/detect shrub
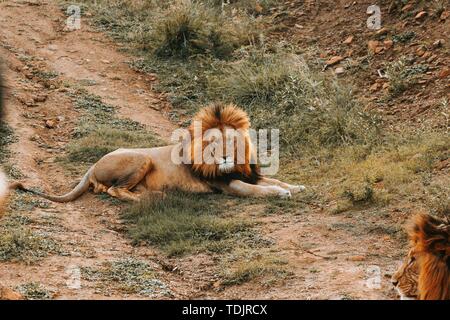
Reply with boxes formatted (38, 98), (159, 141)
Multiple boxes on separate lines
(208, 50), (380, 154)
(152, 0), (258, 58)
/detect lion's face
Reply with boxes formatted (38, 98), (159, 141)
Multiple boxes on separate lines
(392, 248), (419, 300)
(187, 104), (257, 180)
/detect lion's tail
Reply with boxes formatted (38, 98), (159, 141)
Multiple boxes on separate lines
(12, 166), (94, 203)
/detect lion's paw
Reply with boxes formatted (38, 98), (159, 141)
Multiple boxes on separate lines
(276, 188), (292, 199)
(289, 185), (306, 193)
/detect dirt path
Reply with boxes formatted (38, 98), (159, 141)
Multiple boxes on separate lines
(0, 0), (193, 299)
(0, 0), (403, 300)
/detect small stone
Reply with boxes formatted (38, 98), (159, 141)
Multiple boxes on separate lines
(325, 56), (344, 66)
(370, 83), (380, 92)
(415, 11), (427, 20)
(101, 59), (111, 64)
(368, 40), (381, 53)
(440, 10), (449, 21)
(343, 35), (354, 44)
(384, 40), (393, 49)
(48, 44), (58, 51)
(335, 67), (345, 75)
(45, 119), (57, 129)
(432, 39), (444, 48)
(33, 94), (47, 103)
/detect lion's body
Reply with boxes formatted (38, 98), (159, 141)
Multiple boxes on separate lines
(393, 214), (450, 300)
(90, 146), (214, 200)
(15, 103), (304, 202)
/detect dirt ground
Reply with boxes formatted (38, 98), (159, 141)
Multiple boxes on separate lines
(1, 0), (444, 300)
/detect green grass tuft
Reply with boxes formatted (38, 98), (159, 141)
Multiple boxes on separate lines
(122, 191), (252, 256)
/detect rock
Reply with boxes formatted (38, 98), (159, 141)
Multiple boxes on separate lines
(439, 68), (450, 79)
(370, 83), (380, 92)
(325, 56), (344, 66)
(432, 39), (444, 48)
(17, 95), (35, 107)
(0, 287), (23, 300)
(45, 119), (57, 129)
(415, 11), (427, 20)
(383, 40), (393, 49)
(440, 10), (449, 21)
(368, 40), (382, 54)
(343, 35), (354, 44)
(101, 59), (111, 64)
(48, 44), (58, 51)
(335, 67), (345, 75)
(33, 94), (47, 103)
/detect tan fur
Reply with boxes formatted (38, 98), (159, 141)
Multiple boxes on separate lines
(392, 248), (419, 300)
(393, 214), (450, 300)
(14, 103), (305, 202)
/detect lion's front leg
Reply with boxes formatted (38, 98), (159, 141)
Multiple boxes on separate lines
(257, 177), (305, 194)
(224, 180), (291, 198)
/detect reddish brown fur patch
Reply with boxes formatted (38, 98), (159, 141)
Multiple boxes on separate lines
(187, 103), (255, 180)
(408, 213), (450, 300)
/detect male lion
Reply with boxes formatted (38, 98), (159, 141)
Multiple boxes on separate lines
(392, 213), (450, 300)
(15, 103), (305, 202)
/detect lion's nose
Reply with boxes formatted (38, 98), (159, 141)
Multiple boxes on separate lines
(391, 280), (398, 287)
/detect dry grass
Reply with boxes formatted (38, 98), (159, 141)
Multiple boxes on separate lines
(220, 250), (291, 286)
(63, 91), (162, 165)
(82, 257), (171, 297)
(282, 132), (450, 213)
(208, 49), (381, 153)
(122, 191), (254, 256)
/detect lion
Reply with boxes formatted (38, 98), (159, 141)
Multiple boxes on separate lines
(14, 103), (305, 202)
(392, 213), (450, 300)
(391, 248), (419, 300)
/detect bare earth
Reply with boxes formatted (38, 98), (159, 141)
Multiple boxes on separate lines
(0, 0), (407, 299)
